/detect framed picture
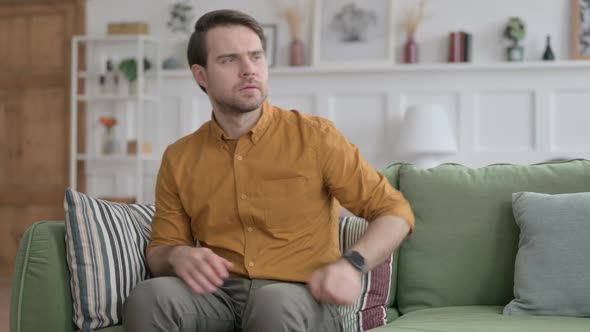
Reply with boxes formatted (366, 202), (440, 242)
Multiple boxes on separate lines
(572, 0), (590, 59)
(312, 0), (395, 66)
(261, 24), (277, 67)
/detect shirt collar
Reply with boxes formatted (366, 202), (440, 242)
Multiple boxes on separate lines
(208, 100), (273, 145)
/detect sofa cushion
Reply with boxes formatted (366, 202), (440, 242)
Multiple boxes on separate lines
(10, 221), (77, 332)
(369, 306), (590, 332)
(504, 192), (590, 317)
(64, 189), (154, 331)
(396, 160), (590, 314)
(338, 216), (396, 331)
(81, 326), (124, 332)
(380, 162), (406, 315)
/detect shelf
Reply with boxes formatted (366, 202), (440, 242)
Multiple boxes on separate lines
(161, 60), (590, 78)
(77, 94), (160, 102)
(78, 71), (160, 79)
(71, 35), (163, 204)
(73, 35), (159, 43)
(76, 154), (161, 162)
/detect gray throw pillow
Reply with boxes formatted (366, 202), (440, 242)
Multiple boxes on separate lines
(503, 192), (590, 317)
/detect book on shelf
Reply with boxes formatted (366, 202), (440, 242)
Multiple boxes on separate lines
(448, 31), (472, 63)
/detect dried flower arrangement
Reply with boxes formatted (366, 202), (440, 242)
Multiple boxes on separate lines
(401, 0), (430, 39)
(274, 0), (306, 40)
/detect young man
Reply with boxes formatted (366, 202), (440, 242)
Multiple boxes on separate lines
(123, 9), (414, 332)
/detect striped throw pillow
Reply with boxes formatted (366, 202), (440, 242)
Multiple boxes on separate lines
(338, 216), (394, 332)
(64, 189), (154, 331)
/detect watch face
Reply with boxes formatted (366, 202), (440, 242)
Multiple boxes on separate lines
(345, 250), (367, 272)
(348, 251), (364, 265)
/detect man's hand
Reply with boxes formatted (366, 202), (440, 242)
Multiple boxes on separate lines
(168, 246), (233, 294)
(308, 258), (362, 305)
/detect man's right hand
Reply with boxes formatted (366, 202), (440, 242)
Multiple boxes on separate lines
(168, 246), (233, 294)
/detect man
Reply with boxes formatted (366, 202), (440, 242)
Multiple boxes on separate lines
(123, 9), (414, 332)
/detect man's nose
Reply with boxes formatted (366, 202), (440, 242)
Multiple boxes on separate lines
(240, 59), (256, 76)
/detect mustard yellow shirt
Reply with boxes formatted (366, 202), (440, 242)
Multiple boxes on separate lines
(149, 100), (415, 282)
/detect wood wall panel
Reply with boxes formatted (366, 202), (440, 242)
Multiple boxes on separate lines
(0, 0), (85, 277)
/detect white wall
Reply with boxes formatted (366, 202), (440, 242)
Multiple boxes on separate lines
(83, 0), (589, 203)
(87, 0), (574, 66)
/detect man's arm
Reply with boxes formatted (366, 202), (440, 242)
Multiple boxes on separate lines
(309, 121), (414, 304)
(148, 147), (232, 293)
(147, 245), (187, 277)
(148, 245), (232, 294)
(346, 215), (410, 270)
(309, 215), (409, 305)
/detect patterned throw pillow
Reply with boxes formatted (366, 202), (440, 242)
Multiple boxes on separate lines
(338, 216), (394, 332)
(64, 189), (154, 331)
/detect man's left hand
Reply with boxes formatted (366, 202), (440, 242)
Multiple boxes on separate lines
(308, 258), (362, 305)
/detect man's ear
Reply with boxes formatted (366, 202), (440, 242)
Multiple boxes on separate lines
(191, 64), (207, 89)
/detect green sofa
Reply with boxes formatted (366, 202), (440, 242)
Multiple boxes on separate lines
(10, 160), (590, 332)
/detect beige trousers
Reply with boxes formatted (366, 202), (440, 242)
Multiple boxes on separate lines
(123, 277), (343, 332)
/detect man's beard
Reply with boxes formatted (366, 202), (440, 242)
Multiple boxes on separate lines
(214, 91), (267, 114)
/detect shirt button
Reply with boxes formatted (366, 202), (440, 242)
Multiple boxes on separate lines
(249, 261), (255, 267)
(241, 194), (247, 200)
(236, 155), (243, 161)
(247, 227), (253, 232)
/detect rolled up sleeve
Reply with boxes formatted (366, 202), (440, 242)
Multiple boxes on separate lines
(147, 147), (194, 252)
(318, 122), (415, 232)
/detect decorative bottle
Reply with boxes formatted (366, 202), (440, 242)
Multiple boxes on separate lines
(542, 35), (555, 61)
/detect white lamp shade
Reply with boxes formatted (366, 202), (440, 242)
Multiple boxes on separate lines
(397, 104), (457, 154)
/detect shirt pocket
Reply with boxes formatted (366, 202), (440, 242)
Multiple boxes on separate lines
(262, 176), (308, 231)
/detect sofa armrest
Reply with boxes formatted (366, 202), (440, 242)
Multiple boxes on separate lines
(10, 221), (76, 332)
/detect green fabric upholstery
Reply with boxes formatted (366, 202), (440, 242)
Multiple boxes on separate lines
(504, 192), (590, 317)
(381, 163), (407, 314)
(10, 221), (76, 332)
(10, 160), (590, 332)
(396, 160), (590, 314)
(370, 306), (590, 331)
(77, 326), (124, 332)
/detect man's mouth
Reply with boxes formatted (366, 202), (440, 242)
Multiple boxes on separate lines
(240, 85), (258, 91)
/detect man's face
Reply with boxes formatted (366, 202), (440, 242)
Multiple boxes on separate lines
(193, 25), (269, 114)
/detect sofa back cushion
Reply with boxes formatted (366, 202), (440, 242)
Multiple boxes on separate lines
(381, 163), (406, 315)
(395, 160), (590, 314)
(10, 221), (77, 332)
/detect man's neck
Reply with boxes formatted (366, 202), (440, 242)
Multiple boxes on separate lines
(212, 106), (262, 139)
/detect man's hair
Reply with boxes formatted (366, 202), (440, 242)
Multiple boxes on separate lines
(187, 9), (266, 93)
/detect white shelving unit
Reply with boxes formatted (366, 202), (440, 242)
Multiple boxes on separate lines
(70, 35), (162, 203)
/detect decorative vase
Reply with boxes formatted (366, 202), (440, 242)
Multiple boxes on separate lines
(128, 80), (138, 96)
(289, 38), (305, 66)
(404, 36), (418, 64)
(507, 44), (524, 61)
(542, 35), (555, 61)
(101, 127), (117, 155)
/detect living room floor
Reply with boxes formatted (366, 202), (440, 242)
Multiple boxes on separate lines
(1, 278), (10, 332)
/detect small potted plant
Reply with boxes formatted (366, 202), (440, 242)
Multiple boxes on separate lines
(504, 17), (526, 61)
(118, 58), (152, 95)
(99, 116), (118, 155)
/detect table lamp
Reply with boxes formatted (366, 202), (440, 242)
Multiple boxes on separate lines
(396, 104), (457, 168)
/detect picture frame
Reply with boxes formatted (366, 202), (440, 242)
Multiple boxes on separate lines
(261, 24), (278, 67)
(572, 0), (590, 59)
(312, 0), (395, 66)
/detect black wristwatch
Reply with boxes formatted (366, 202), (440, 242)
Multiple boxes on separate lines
(342, 250), (368, 273)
